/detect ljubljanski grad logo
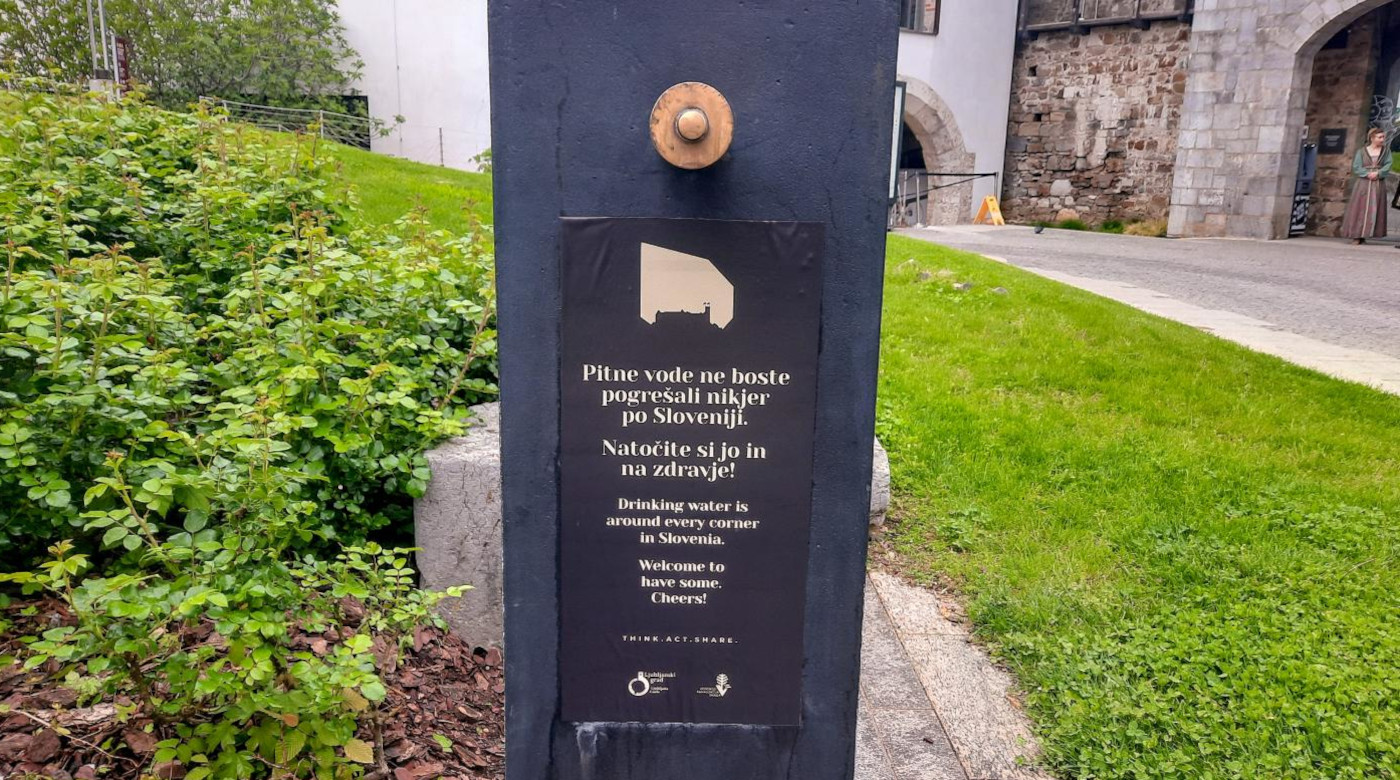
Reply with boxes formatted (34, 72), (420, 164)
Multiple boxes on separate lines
(628, 671), (675, 697)
(628, 672), (650, 697)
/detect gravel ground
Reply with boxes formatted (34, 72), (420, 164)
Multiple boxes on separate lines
(898, 226), (1400, 359)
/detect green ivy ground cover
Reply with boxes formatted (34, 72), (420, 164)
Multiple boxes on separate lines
(879, 236), (1399, 780)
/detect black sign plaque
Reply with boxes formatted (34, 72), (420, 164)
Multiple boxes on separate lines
(1319, 128), (1348, 155)
(559, 217), (823, 726)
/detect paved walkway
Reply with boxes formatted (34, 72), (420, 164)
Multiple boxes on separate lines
(855, 573), (1050, 780)
(897, 226), (1400, 395)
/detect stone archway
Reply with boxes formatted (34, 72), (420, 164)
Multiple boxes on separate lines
(1169, 0), (1396, 239)
(899, 76), (977, 225)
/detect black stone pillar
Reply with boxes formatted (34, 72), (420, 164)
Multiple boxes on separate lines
(489, 3), (899, 778)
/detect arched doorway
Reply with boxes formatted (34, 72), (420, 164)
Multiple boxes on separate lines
(895, 76), (976, 226)
(1299, 7), (1400, 236)
(1170, 0), (1400, 239)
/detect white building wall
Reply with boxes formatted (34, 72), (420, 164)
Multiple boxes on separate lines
(338, 0), (492, 170)
(896, 4), (1019, 219)
(337, 1), (1016, 200)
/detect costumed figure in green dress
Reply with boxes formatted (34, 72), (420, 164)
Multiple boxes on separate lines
(1341, 127), (1393, 244)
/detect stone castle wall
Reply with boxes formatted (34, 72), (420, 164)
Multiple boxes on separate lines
(1003, 21), (1191, 226)
(1302, 16), (1380, 236)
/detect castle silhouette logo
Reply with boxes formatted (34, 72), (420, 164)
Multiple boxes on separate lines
(639, 243), (735, 329)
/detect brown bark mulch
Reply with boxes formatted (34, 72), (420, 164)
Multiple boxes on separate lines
(0, 598), (505, 780)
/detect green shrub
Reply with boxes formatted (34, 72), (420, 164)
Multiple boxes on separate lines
(0, 79), (497, 564)
(1054, 218), (1089, 231)
(1098, 219), (1125, 234)
(0, 77), (495, 778)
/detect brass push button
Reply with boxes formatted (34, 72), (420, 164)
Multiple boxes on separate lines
(650, 82), (733, 169)
(675, 108), (710, 142)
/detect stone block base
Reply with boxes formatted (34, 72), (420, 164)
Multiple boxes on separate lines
(413, 402), (503, 650)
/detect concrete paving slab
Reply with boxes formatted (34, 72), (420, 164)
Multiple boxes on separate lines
(902, 634), (1046, 780)
(870, 571), (968, 636)
(857, 579), (967, 780)
(857, 574), (1050, 780)
(856, 703), (900, 780)
(865, 707), (969, 780)
(868, 573), (1050, 780)
(860, 587), (937, 709)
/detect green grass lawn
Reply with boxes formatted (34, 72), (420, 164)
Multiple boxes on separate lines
(879, 235), (1400, 779)
(326, 143), (492, 231)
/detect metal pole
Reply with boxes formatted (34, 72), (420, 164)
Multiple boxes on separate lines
(922, 172), (930, 226)
(96, 0), (110, 72)
(84, 0), (100, 76)
(319, 110), (325, 138)
(439, 128), (445, 166)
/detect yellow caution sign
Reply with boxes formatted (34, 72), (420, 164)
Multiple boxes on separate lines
(973, 195), (1005, 226)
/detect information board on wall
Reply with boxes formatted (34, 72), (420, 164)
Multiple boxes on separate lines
(1319, 128), (1348, 155)
(558, 218), (823, 725)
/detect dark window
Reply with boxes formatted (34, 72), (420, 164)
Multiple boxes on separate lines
(1029, 65), (1038, 77)
(899, 0), (940, 35)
